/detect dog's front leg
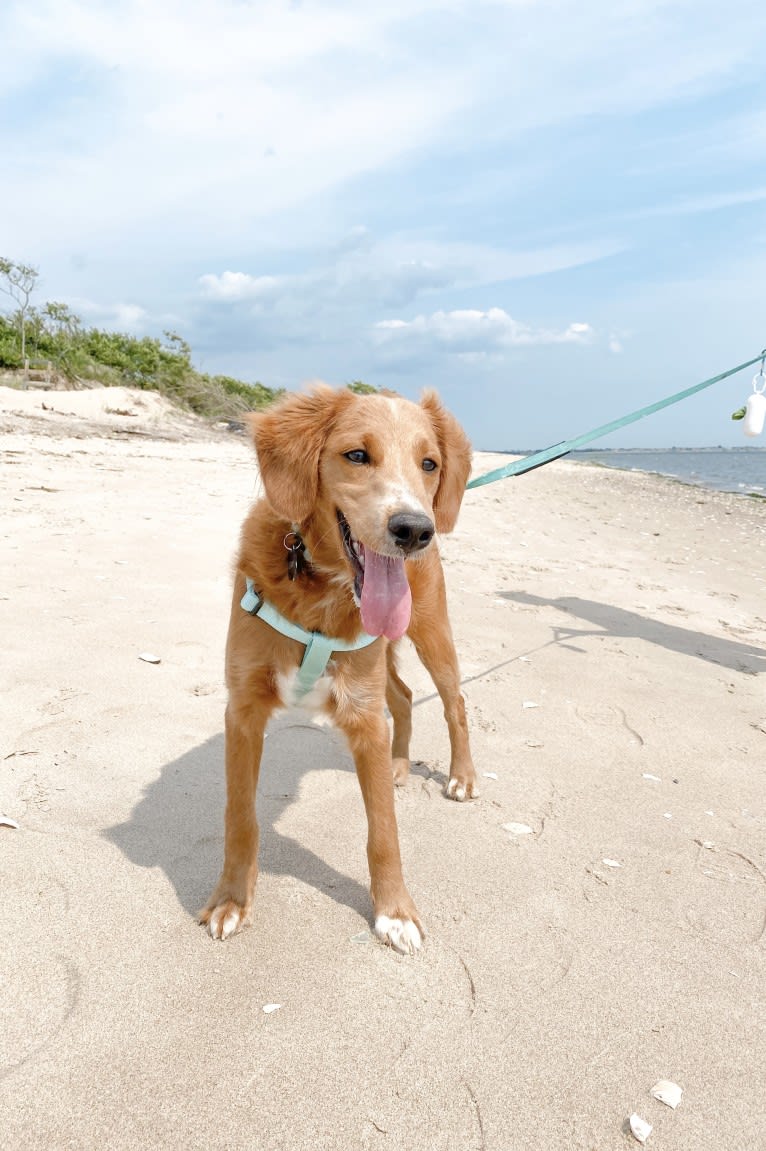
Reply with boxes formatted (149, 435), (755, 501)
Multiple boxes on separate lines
(199, 699), (271, 940)
(340, 710), (423, 953)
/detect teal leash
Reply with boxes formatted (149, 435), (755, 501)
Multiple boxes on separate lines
(466, 349), (766, 490)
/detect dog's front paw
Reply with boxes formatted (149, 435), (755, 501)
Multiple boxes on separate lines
(374, 915), (423, 954)
(199, 898), (251, 941)
(446, 771), (479, 802)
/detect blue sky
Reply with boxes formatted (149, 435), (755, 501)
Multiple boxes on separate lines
(2, 0), (766, 449)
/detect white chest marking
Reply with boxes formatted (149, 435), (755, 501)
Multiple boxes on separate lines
(276, 666), (334, 712)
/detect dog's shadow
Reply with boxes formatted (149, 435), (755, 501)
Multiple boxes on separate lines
(502, 591), (765, 674)
(105, 714), (381, 922)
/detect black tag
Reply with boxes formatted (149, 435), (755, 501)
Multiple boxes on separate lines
(284, 532), (307, 581)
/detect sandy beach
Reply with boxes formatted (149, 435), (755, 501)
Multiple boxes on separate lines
(1, 387), (764, 1150)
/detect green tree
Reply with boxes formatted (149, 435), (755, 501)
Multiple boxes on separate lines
(346, 380), (378, 395)
(0, 311), (22, 368)
(0, 258), (39, 362)
(42, 301), (81, 341)
(40, 302), (83, 378)
(0, 256), (285, 418)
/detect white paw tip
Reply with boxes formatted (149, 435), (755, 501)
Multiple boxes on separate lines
(221, 912), (240, 940)
(447, 778), (476, 801)
(206, 906), (242, 940)
(374, 915), (422, 954)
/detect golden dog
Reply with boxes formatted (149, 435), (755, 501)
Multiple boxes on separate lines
(200, 386), (476, 953)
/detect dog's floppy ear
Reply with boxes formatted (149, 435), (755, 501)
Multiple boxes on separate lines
(250, 385), (351, 523)
(420, 390), (472, 533)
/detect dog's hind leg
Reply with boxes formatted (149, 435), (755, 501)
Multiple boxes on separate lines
(413, 630), (477, 801)
(385, 643), (413, 786)
(408, 582), (477, 802)
(199, 697), (273, 940)
(339, 708), (423, 953)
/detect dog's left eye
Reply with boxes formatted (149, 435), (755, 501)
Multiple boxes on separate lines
(344, 450), (370, 465)
(422, 458), (438, 472)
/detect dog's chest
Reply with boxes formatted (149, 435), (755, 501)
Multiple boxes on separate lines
(275, 665), (335, 712)
(275, 658), (372, 720)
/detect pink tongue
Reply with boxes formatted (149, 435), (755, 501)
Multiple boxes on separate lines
(359, 548), (412, 639)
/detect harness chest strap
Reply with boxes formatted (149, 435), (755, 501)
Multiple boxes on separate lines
(241, 578), (378, 698)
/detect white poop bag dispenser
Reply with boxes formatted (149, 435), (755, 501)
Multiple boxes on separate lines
(732, 359), (766, 437)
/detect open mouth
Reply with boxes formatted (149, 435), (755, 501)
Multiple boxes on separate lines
(337, 510), (365, 602)
(336, 509), (412, 640)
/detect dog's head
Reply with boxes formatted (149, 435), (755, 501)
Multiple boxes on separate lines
(250, 385), (472, 638)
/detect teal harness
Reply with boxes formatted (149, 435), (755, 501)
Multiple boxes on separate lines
(240, 578), (378, 699)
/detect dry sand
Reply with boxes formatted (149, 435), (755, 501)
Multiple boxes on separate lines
(1, 388), (764, 1150)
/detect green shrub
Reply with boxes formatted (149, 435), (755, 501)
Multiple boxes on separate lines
(1, 264), (287, 418)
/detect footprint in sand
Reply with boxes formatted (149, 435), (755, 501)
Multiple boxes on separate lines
(505, 921), (574, 994)
(582, 840), (766, 949)
(575, 703), (645, 747)
(0, 868), (80, 1082)
(690, 840), (766, 946)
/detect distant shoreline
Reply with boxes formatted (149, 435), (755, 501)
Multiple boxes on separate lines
(479, 445), (764, 497)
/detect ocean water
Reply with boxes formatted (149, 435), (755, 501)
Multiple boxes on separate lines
(568, 448), (765, 496)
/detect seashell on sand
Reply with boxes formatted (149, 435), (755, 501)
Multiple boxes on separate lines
(650, 1080), (683, 1109)
(629, 1113), (652, 1143)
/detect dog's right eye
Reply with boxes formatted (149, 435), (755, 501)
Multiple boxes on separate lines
(344, 450), (370, 465)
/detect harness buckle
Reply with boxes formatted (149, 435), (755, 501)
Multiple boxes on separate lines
(240, 582), (263, 615)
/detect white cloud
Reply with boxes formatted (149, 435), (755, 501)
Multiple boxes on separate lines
(3, 0), (764, 431)
(0, 0), (473, 249)
(4, 0), (764, 256)
(196, 254), (453, 317)
(113, 304), (149, 331)
(374, 308), (594, 352)
(613, 185), (766, 225)
(198, 272), (280, 302)
(195, 235), (619, 324)
(379, 239), (625, 286)
(69, 298), (150, 332)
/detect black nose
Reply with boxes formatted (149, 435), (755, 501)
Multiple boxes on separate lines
(388, 512), (435, 553)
